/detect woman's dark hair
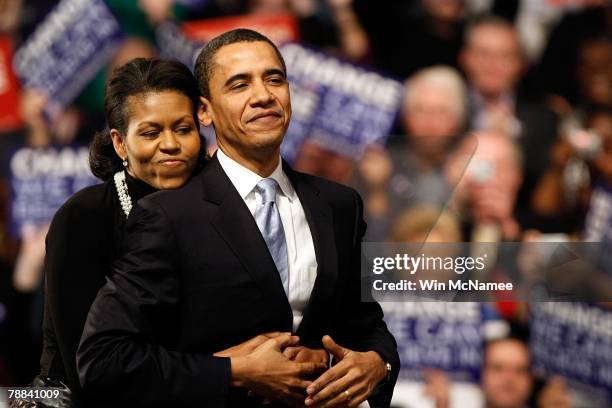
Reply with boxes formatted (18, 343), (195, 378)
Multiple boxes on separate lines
(89, 58), (206, 180)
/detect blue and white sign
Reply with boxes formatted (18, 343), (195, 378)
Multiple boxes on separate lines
(583, 182), (612, 270)
(13, 0), (123, 118)
(530, 302), (612, 404)
(382, 302), (484, 383)
(8, 145), (98, 238)
(280, 43), (402, 161)
(156, 22), (203, 71)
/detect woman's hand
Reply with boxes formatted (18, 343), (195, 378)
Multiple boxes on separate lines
(284, 346), (330, 367)
(213, 332), (285, 358)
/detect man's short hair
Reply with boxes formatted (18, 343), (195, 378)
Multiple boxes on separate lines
(194, 28), (287, 100)
(483, 336), (531, 368)
(404, 65), (468, 127)
(463, 14), (524, 57)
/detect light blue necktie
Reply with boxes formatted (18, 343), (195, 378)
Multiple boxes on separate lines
(254, 178), (289, 295)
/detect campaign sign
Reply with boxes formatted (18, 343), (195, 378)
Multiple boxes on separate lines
(530, 303), (612, 403)
(280, 43), (402, 160)
(12, 0), (123, 119)
(382, 302), (484, 383)
(156, 22), (204, 70)
(8, 145), (98, 238)
(583, 182), (612, 270)
(281, 71), (324, 163)
(183, 14), (299, 45)
(0, 36), (21, 131)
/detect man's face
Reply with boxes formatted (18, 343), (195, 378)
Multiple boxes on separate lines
(577, 40), (612, 105)
(481, 340), (532, 408)
(423, 0), (464, 23)
(403, 84), (462, 156)
(461, 24), (523, 98)
(199, 41), (291, 161)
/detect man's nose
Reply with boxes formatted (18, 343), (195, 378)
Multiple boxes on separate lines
(250, 81), (274, 106)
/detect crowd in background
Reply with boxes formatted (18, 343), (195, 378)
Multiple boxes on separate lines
(0, 0), (611, 407)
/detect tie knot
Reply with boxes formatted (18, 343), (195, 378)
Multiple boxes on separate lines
(255, 178), (279, 203)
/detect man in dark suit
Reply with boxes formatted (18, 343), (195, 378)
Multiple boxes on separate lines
(77, 29), (399, 407)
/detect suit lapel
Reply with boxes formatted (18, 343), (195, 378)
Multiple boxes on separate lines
(201, 156), (292, 322)
(283, 163), (338, 333)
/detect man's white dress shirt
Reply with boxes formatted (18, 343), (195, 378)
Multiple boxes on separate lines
(217, 148), (317, 332)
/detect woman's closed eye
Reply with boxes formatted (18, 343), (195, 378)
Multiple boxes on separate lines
(140, 129), (160, 137)
(175, 125), (195, 134)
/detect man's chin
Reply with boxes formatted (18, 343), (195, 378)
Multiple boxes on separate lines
(250, 133), (284, 150)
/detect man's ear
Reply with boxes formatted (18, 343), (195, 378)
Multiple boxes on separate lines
(198, 96), (213, 127)
(110, 129), (127, 161)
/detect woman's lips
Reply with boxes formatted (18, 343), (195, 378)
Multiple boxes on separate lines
(158, 159), (186, 167)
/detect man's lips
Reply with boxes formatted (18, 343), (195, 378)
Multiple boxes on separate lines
(248, 110), (282, 122)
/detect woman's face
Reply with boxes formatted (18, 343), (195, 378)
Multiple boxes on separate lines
(111, 90), (201, 189)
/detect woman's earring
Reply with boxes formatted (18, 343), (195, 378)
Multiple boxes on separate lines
(122, 158), (128, 167)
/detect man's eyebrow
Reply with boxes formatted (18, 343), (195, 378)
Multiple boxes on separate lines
(223, 68), (287, 88)
(265, 68), (286, 79)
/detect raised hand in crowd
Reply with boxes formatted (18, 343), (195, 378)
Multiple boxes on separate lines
(138, 0), (174, 25)
(538, 376), (572, 408)
(423, 369), (450, 408)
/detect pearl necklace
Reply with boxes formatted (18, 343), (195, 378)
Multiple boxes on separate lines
(114, 170), (132, 217)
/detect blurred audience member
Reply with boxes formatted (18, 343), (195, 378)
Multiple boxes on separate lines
(389, 206), (461, 243)
(422, 368), (451, 408)
(582, 107), (612, 269)
(0, 86), (95, 385)
(400, 66), (467, 172)
(0, 0), (21, 34)
(228, 0), (365, 59)
(138, 0), (174, 25)
(326, 0), (369, 61)
(409, 336), (573, 408)
(354, 0), (466, 78)
(536, 376), (572, 408)
(356, 66), (466, 240)
(460, 15), (559, 231)
(293, 138), (355, 183)
(532, 106), (612, 234)
(446, 131), (523, 242)
(354, 144), (392, 241)
(538, 1), (612, 107)
(481, 337), (532, 408)
(6, 90), (88, 294)
(111, 36), (156, 68)
(576, 36), (612, 109)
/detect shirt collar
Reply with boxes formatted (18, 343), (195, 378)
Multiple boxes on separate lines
(470, 88), (516, 110)
(216, 147), (296, 201)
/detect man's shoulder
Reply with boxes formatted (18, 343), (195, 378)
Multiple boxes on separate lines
(290, 168), (360, 207)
